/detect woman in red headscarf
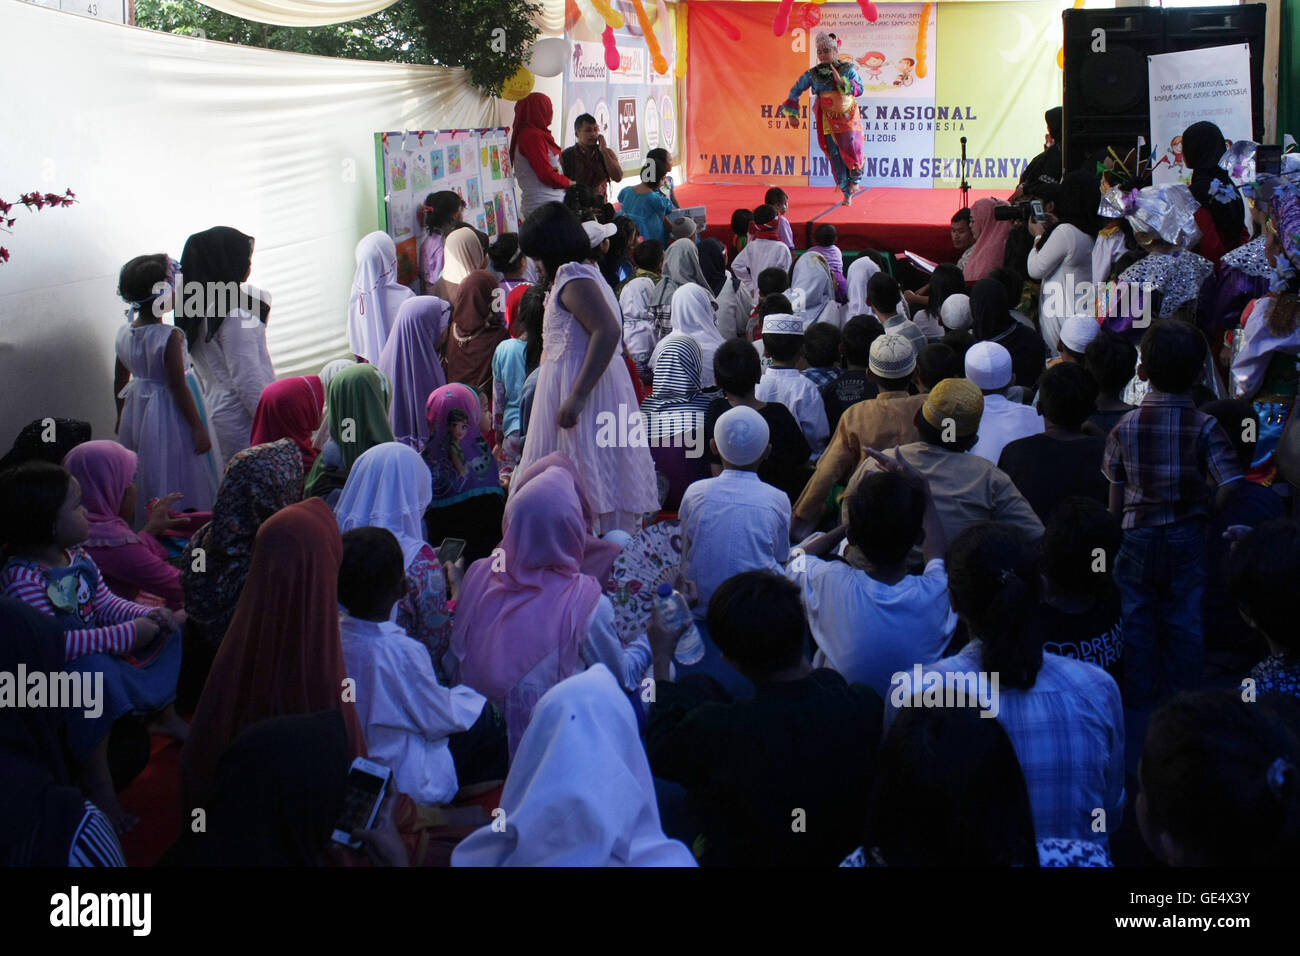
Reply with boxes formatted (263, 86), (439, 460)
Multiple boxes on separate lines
(510, 93), (572, 219)
(249, 376), (325, 472)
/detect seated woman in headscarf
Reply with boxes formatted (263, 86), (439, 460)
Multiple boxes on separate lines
(790, 251), (841, 329)
(311, 358), (356, 453)
(432, 225), (489, 304)
(304, 364), (395, 506)
(349, 231), (414, 364)
(1183, 121), (1249, 264)
(335, 442), (458, 683)
(377, 296), (450, 449)
(452, 665), (696, 867)
(970, 277), (1046, 394)
(651, 284), (726, 390)
(179, 226), (276, 466)
(442, 271), (509, 397)
(448, 467), (654, 761)
(249, 375), (325, 473)
(619, 241), (665, 374)
(0, 597), (126, 866)
(422, 384), (506, 565)
(62, 441), (185, 610)
(182, 439), (304, 647)
(963, 197), (1015, 284)
(649, 237), (716, 329)
(640, 336), (715, 510)
(699, 238), (755, 342)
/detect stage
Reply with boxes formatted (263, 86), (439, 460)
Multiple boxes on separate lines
(676, 184), (1008, 266)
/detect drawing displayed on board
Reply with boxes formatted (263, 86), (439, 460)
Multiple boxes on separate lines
(411, 153), (433, 192)
(395, 237), (418, 286)
(484, 199), (497, 238)
(494, 195), (507, 236)
(466, 178), (480, 209)
(475, 211), (487, 232)
(431, 149), (444, 179)
(389, 155), (408, 192)
(448, 145), (462, 175)
(491, 146), (502, 179)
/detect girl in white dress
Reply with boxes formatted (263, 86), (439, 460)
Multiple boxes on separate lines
(113, 254), (221, 525)
(514, 203), (658, 535)
(178, 227), (276, 468)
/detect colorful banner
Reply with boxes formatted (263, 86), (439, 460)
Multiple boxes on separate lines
(562, 0), (680, 180)
(685, 1), (1068, 190)
(1148, 44), (1254, 186)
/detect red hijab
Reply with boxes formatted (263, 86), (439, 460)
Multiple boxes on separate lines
(510, 93), (561, 163)
(180, 498), (366, 810)
(250, 376), (325, 472)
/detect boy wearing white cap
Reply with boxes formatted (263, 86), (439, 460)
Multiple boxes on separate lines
(966, 340), (1043, 464)
(679, 406), (792, 623)
(755, 312), (830, 458)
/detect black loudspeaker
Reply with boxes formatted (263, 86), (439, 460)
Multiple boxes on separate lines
(1164, 4), (1267, 142)
(1062, 5), (1267, 173)
(1062, 7), (1165, 173)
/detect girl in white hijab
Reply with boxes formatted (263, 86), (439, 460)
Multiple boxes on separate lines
(348, 232), (414, 363)
(790, 252), (840, 328)
(432, 227), (488, 304)
(617, 274), (658, 371)
(651, 284), (726, 389)
(451, 665), (697, 867)
(845, 254), (907, 320)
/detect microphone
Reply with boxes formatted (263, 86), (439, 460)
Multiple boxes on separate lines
(959, 137), (970, 209)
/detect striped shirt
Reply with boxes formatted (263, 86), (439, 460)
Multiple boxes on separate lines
(70, 802), (127, 866)
(1, 548), (147, 659)
(1101, 391), (1242, 529)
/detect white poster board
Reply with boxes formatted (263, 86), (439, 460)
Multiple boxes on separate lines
(1148, 45), (1254, 186)
(376, 128), (520, 291)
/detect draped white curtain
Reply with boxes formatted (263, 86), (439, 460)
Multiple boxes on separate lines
(0, 0), (493, 446)
(192, 0), (569, 29)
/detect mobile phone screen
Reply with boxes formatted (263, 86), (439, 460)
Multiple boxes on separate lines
(1030, 200), (1046, 222)
(438, 538), (467, 564)
(334, 767), (386, 839)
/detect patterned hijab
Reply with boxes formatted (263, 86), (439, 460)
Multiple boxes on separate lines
(640, 336), (713, 440)
(303, 364), (395, 500)
(181, 439), (304, 643)
(422, 383), (502, 508)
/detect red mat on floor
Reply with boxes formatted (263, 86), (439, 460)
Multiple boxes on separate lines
(676, 184), (1007, 264)
(117, 733), (184, 867)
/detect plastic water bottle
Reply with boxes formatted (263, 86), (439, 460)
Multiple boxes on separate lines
(655, 582), (705, 665)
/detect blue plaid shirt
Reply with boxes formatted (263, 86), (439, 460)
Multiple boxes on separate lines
(802, 366), (841, 389)
(888, 641), (1125, 846)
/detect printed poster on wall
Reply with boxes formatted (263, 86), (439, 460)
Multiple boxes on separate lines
(376, 128), (519, 290)
(563, 0), (679, 189)
(1148, 45), (1254, 186)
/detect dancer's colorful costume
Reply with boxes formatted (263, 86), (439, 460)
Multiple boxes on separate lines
(780, 60), (865, 200)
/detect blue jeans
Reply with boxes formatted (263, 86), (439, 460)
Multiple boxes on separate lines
(1114, 519), (1208, 710)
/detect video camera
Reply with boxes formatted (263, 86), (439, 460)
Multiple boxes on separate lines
(993, 199), (1046, 224)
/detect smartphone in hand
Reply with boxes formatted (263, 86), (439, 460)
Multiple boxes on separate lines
(332, 758), (391, 849)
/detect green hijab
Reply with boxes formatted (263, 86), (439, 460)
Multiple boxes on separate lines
(303, 364), (395, 499)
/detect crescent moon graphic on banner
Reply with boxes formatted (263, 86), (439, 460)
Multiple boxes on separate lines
(998, 13), (1034, 64)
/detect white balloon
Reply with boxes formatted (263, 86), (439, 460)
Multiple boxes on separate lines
(574, 0), (605, 36)
(528, 37), (571, 78)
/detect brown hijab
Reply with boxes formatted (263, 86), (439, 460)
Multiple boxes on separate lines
(443, 270), (509, 394)
(180, 498), (366, 811)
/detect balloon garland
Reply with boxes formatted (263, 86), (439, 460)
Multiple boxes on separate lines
(856, 0), (879, 23)
(630, 0), (669, 74)
(602, 24), (620, 70)
(675, 4), (689, 78)
(915, 2), (930, 78)
(773, 0), (794, 37)
(591, 0), (624, 30)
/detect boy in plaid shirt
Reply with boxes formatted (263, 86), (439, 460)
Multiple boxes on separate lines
(1102, 320), (1242, 710)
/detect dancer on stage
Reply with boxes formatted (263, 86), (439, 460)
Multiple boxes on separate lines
(779, 32), (865, 206)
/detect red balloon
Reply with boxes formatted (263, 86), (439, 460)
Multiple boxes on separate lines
(602, 25), (620, 70)
(799, 3), (820, 29)
(772, 0), (794, 36)
(857, 0), (879, 22)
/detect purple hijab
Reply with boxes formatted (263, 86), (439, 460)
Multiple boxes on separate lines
(377, 295), (451, 448)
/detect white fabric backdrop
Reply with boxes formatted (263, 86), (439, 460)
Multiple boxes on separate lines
(0, 0), (494, 447)
(188, 0), (567, 29)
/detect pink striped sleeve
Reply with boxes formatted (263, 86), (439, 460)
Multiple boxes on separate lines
(0, 563), (135, 660)
(88, 559), (153, 625)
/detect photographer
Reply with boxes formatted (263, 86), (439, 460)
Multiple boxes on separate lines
(1027, 171), (1101, 357)
(561, 114), (624, 202)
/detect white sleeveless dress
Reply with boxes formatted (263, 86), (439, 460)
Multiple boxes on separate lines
(515, 262), (658, 534)
(115, 323), (222, 525)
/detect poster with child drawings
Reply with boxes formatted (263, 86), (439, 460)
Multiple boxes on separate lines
(374, 128), (521, 292)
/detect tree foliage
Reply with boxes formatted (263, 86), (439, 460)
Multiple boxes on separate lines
(133, 0), (541, 92)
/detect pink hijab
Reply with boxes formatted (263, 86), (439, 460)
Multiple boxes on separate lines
(62, 441), (139, 548)
(504, 451), (621, 583)
(963, 197), (1013, 283)
(450, 467), (603, 704)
